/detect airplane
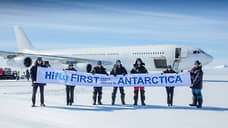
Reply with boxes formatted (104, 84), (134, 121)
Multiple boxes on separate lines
(0, 26), (213, 73)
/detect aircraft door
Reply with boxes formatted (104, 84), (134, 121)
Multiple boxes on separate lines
(175, 48), (187, 60)
(175, 48), (181, 60)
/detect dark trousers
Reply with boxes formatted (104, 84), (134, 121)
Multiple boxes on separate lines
(112, 87), (125, 104)
(26, 76), (30, 81)
(93, 87), (102, 103)
(192, 89), (203, 106)
(134, 87), (145, 105)
(166, 87), (174, 105)
(66, 85), (75, 104)
(32, 85), (44, 105)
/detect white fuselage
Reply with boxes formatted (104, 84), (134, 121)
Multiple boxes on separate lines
(3, 27), (213, 73)
(29, 44), (213, 72)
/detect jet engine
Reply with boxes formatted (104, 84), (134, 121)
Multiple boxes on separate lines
(75, 63), (92, 73)
(7, 57), (33, 68)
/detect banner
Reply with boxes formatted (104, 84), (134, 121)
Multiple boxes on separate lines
(37, 67), (191, 87)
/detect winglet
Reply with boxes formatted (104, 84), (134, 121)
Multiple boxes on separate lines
(14, 26), (35, 51)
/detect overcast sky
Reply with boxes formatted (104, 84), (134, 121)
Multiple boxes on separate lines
(0, 0), (227, 67)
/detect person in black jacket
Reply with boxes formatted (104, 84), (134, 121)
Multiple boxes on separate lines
(91, 60), (108, 105)
(65, 62), (77, 106)
(26, 69), (30, 81)
(110, 60), (127, 105)
(189, 60), (203, 108)
(130, 58), (148, 106)
(163, 65), (176, 106)
(30, 57), (47, 107)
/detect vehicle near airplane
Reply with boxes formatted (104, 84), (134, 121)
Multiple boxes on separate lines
(0, 26), (213, 72)
(0, 67), (17, 80)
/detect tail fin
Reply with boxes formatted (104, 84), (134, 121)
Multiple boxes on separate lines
(14, 26), (35, 51)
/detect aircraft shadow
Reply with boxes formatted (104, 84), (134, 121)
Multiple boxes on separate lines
(46, 104), (228, 112)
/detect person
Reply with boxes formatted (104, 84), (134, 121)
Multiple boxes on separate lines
(16, 72), (20, 80)
(44, 61), (51, 68)
(189, 60), (203, 108)
(130, 58), (148, 106)
(91, 60), (108, 105)
(30, 57), (47, 107)
(65, 62), (77, 106)
(110, 60), (127, 105)
(26, 69), (30, 81)
(163, 65), (176, 106)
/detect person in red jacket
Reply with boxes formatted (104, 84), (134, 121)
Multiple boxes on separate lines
(130, 58), (148, 106)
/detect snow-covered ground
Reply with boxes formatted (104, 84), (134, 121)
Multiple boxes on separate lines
(214, 65), (228, 69)
(0, 69), (228, 128)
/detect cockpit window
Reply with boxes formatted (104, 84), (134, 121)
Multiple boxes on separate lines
(193, 50), (200, 54)
(193, 49), (208, 55)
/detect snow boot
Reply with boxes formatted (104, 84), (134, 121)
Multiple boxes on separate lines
(93, 96), (96, 105)
(98, 95), (103, 105)
(112, 95), (116, 105)
(121, 94), (125, 105)
(140, 90), (146, 106)
(141, 98), (146, 106)
(133, 90), (139, 105)
(189, 96), (197, 106)
(98, 101), (103, 105)
(197, 98), (203, 108)
(40, 104), (45, 107)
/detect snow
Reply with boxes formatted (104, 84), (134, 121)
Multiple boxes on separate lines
(214, 65), (228, 69)
(0, 70), (228, 128)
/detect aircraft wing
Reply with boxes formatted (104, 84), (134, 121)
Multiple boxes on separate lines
(0, 50), (113, 65)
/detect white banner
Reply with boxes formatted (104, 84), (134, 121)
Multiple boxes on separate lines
(37, 67), (191, 87)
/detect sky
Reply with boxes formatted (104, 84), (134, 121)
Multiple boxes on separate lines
(0, 0), (228, 67)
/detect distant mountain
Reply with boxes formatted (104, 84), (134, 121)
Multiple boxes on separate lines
(214, 64), (228, 69)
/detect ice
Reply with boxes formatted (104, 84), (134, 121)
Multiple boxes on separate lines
(0, 69), (228, 128)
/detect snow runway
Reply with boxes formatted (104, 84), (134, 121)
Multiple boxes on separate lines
(0, 69), (228, 128)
